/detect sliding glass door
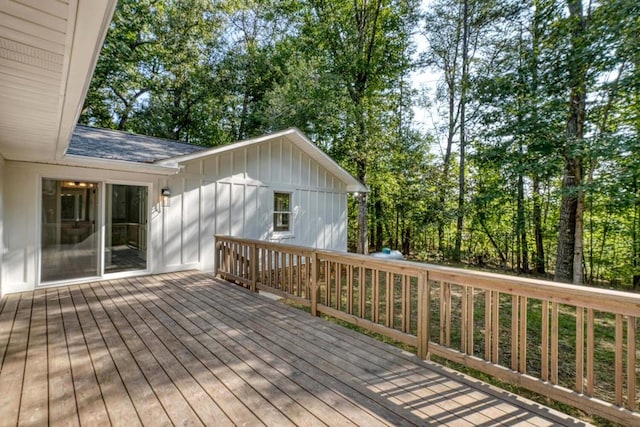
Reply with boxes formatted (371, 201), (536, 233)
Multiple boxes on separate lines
(105, 184), (148, 273)
(41, 179), (100, 282)
(41, 180), (149, 284)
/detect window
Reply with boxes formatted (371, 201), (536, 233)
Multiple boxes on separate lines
(273, 192), (291, 232)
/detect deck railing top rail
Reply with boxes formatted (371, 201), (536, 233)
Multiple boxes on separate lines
(216, 235), (640, 315)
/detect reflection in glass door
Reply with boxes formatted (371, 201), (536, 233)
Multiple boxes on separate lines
(105, 184), (148, 273)
(41, 179), (99, 282)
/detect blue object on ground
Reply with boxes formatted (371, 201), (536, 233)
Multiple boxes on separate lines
(370, 249), (404, 260)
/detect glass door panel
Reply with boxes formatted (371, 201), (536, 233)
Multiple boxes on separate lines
(41, 179), (99, 282)
(105, 184), (148, 273)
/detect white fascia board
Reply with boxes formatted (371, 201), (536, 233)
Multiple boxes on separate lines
(55, 0), (119, 160)
(56, 154), (181, 175)
(155, 128), (301, 165)
(157, 128), (369, 193)
(286, 130), (369, 194)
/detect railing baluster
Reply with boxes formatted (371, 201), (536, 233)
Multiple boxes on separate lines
(492, 291), (499, 364)
(347, 265), (354, 315)
(359, 266), (365, 318)
(511, 295), (519, 371)
(551, 302), (559, 385)
(417, 271), (429, 360)
(402, 275), (410, 333)
(628, 316), (637, 411)
(298, 253), (302, 295)
(461, 285), (468, 353)
(441, 283), (451, 347)
(519, 296), (527, 373)
(250, 243), (257, 292)
(266, 250), (271, 287)
(616, 314), (624, 406)
(288, 253), (294, 295)
(311, 251), (319, 316)
(386, 271), (392, 328)
(485, 290), (492, 361)
(306, 254), (312, 298)
(439, 282), (445, 344)
(336, 263), (342, 311)
(323, 260), (328, 305)
(576, 306), (584, 393)
(542, 300), (550, 381)
(587, 308), (594, 396)
(468, 287), (474, 356)
(373, 269), (380, 323)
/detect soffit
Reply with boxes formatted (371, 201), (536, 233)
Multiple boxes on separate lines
(0, 0), (117, 162)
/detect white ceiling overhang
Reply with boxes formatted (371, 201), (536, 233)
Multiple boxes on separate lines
(0, 0), (117, 162)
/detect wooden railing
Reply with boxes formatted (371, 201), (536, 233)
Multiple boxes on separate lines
(215, 235), (640, 425)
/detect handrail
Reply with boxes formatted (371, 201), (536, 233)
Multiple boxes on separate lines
(215, 235), (640, 425)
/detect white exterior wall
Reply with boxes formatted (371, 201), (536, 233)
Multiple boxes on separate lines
(2, 161), (164, 294)
(0, 156), (4, 298)
(0, 136), (350, 294)
(170, 136), (349, 273)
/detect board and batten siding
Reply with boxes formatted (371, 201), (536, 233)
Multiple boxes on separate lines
(2, 161), (162, 294)
(164, 136), (349, 273)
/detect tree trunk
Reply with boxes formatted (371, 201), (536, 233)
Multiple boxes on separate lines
(555, 0), (587, 284)
(356, 173), (368, 254)
(374, 195), (383, 252)
(530, 1), (545, 275)
(532, 174), (546, 274)
(555, 159), (579, 282)
(517, 172), (529, 272)
(438, 86), (456, 254)
(573, 190), (585, 284)
(402, 225), (411, 256)
(453, 0), (470, 263)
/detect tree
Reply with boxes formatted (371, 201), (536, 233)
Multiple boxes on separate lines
(300, 0), (419, 254)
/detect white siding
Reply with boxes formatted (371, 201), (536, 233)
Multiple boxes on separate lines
(0, 157), (4, 297)
(2, 162), (162, 294)
(183, 179), (200, 264)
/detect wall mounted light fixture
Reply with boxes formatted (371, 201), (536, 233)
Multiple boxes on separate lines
(161, 187), (171, 207)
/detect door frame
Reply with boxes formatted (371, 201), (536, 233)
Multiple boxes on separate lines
(37, 176), (153, 287)
(102, 181), (151, 279)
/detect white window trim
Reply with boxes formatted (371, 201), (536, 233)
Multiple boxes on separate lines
(272, 190), (294, 238)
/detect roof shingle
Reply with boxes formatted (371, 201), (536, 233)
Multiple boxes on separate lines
(68, 125), (205, 163)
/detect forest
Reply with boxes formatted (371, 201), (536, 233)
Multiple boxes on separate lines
(81, 0), (640, 289)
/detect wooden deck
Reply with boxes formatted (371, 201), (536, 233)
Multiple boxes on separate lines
(0, 271), (590, 426)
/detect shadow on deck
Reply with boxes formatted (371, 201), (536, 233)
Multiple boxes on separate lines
(0, 271), (590, 426)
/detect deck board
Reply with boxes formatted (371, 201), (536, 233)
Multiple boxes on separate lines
(0, 271), (592, 427)
(46, 288), (80, 427)
(19, 291), (48, 425)
(60, 286), (112, 426)
(0, 293), (32, 426)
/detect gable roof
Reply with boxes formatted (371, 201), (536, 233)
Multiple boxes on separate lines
(67, 126), (367, 193)
(156, 128), (368, 193)
(69, 125), (205, 163)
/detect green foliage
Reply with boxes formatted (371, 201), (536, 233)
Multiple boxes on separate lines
(81, 0), (640, 287)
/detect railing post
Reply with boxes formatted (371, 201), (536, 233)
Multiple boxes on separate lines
(311, 250), (319, 316)
(417, 271), (430, 360)
(214, 237), (220, 277)
(250, 243), (257, 292)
